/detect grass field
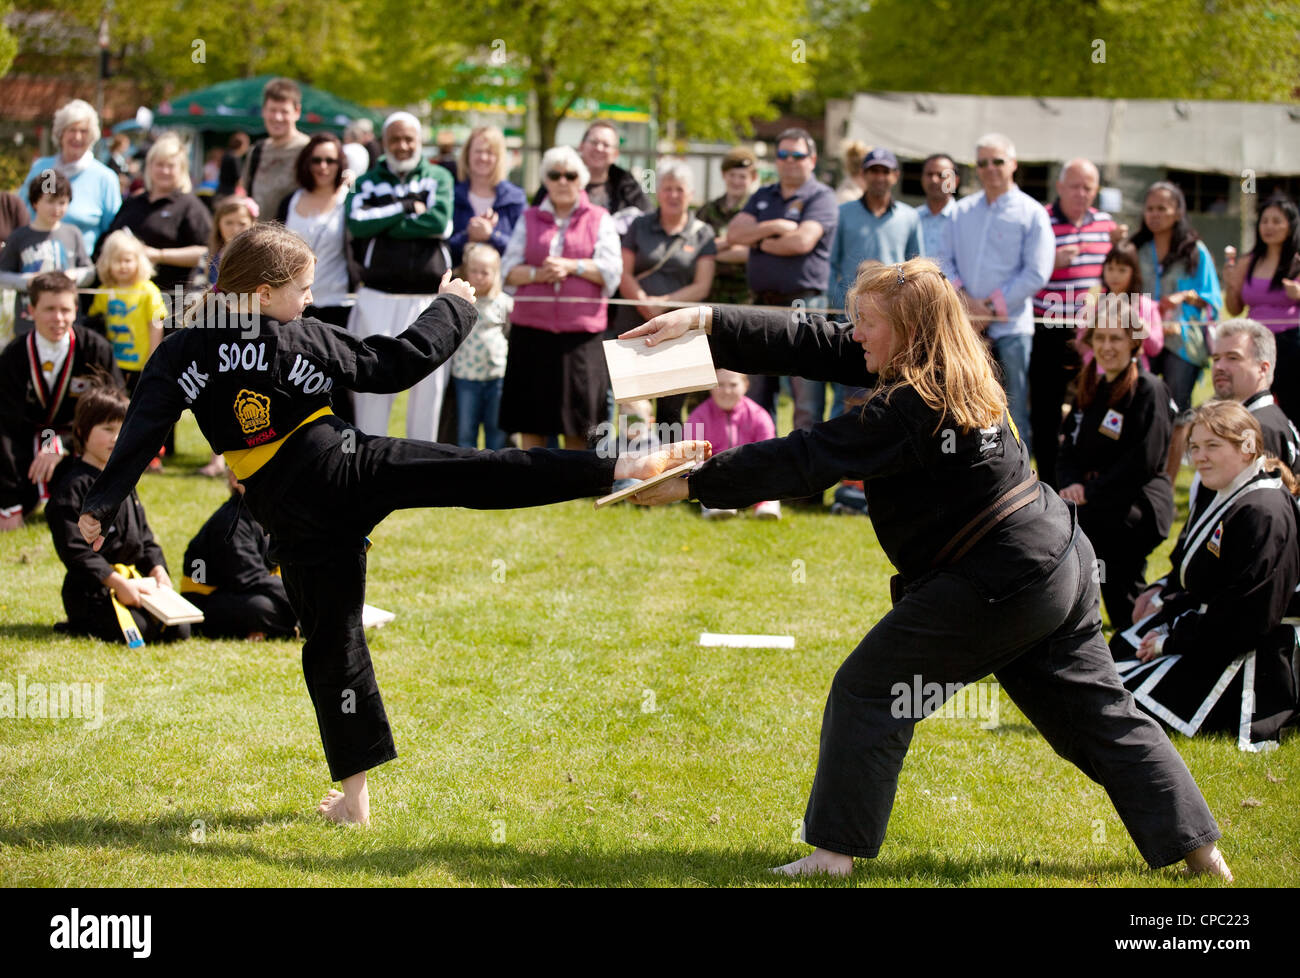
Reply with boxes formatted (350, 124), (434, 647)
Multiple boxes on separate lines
(0, 392), (1294, 888)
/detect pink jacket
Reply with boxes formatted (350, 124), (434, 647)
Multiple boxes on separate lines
(687, 395), (775, 452)
(511, 192), (608, 334)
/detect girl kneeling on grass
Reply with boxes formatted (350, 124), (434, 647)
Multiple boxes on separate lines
(77, 221), (704, 826)
(624, 258), (1232, 881)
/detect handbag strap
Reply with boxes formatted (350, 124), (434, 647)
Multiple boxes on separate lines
(635, 218), (702, 282)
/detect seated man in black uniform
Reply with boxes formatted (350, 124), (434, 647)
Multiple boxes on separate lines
(181, 468), (298, 640)
(0, 271), (123, 531)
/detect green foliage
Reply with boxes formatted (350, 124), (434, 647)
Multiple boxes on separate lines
(0, 1), (18, 79)
(809, 0), (1300, 102)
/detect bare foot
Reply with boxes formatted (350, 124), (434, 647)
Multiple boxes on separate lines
(317, 773), (370, 825)
(771, 847), (854, 877)
(1182, 844), (1233, 882)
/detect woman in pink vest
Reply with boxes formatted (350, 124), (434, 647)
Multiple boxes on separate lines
(500, 146), (622, 448)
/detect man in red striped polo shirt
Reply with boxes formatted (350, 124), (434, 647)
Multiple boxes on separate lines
(1029, 159), (1120, 486)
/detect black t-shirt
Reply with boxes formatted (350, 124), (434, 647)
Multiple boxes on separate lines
(98, 191), (214, 293)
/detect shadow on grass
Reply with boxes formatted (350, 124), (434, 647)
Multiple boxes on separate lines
(0, 811), (1151, 886)
(0, 623), (66, 642)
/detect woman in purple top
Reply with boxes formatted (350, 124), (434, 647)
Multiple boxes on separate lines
(1225, 194), (1300, 423)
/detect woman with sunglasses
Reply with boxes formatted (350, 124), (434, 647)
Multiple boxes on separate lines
(277, 132), (359, 331)
(622, 257), (1232, 881)
(499, 146), (621, 449)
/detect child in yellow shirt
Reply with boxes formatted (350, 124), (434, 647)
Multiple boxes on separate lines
(90, 230), (168, 390)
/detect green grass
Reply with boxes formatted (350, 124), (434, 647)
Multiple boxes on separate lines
(0, 391), (1294, 888)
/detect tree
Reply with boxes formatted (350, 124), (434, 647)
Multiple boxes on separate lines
(808, 0), (1300, 103)
(446, 0), (810, 148)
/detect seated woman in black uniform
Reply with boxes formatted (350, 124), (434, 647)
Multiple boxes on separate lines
(1113, 400), (1300, 751)
(624, 258), (1231, 880)
(46, 381), (189, 645)
(1058, 294), (1176, 628)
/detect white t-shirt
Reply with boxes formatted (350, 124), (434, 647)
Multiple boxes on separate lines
(284, 191), (351, 307)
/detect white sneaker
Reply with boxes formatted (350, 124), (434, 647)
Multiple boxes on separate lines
(754, 500), (782, 520)
(701, 505), (739, 520)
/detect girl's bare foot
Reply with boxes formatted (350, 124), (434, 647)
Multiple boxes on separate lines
(317, 771), (369, 825)
(771, 847), (854, 877)
(1182, 844), (1233, 882)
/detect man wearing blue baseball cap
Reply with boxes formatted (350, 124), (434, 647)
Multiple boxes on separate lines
(828, 148), (921, 315)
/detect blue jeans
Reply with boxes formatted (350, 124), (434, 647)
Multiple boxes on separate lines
(1159, 352), (1201, 414)
(993, 333), (1033, 452)
(454, 377), (506, 450)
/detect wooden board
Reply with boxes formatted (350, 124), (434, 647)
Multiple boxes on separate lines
(603, 331), (718, 403)
(593, 460), (696, 509)
(139, 587), (205, 626)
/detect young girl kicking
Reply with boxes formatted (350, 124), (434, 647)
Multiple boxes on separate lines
(78, 221), (704, 825)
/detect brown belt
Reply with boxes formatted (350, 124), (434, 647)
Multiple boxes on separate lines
(931, 476), (1041, 569)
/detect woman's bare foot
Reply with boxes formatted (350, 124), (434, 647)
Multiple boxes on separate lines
(317, 771), (369, 825)
(1182, 844), (1233, 882)
(771, 847), (854, 877)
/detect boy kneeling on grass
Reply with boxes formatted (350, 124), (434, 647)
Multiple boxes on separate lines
(46, 379), (190, 644)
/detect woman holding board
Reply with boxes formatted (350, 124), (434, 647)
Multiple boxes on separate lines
(623, 258), (1231, 880)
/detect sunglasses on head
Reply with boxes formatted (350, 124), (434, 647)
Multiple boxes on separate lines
(776, 149), (810, 161)
(976, 158), (1007, 168)
(310, 156), (340, 166)
(547, 170), (581, 182)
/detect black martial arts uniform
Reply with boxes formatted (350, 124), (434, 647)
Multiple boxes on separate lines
(45, 458), (189, 644)
(1243, 389), (1300, 470)
(1058, 370), (1175, 627)
(687, 305), (1220, 867)
(180, 493), (298, 639)
(0, 325), (123, 516)
(1111, 461), (1300, 749)
(81, 295), (616, 781)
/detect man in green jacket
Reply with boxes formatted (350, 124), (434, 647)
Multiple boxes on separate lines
(345, 111), (457, 441)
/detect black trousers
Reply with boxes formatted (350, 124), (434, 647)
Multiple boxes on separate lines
(1079, 509), (1160, 629)
(246, 423), (615, 781)
(1028, 321), (1079, 488)
(802, 530), (1220, 868)
(192, 581), (298, 639)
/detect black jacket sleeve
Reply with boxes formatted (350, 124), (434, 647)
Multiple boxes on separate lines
(315, 294), (478, 394)
(82, 336), (191, 523)
(47, 478), (116, 585)
(689, 400), (913, 509)
(707, 305), (876, 388)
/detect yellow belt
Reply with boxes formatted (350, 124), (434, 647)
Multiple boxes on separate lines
(180, 576), (216, 596)
(224, 407), (333, 480)
(110, 563), (145, 648)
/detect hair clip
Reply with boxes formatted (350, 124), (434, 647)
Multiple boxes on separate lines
(894, 264), (905, 285)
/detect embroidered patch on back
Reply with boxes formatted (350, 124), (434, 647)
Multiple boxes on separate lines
(235, 389), (271, 435)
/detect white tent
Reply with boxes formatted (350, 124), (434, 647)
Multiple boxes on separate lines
(828, 92), (1300, 175)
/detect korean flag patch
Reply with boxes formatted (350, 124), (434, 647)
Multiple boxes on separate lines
(1099, 408), (1124, 440)
(1207, 521), (1223, 557)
